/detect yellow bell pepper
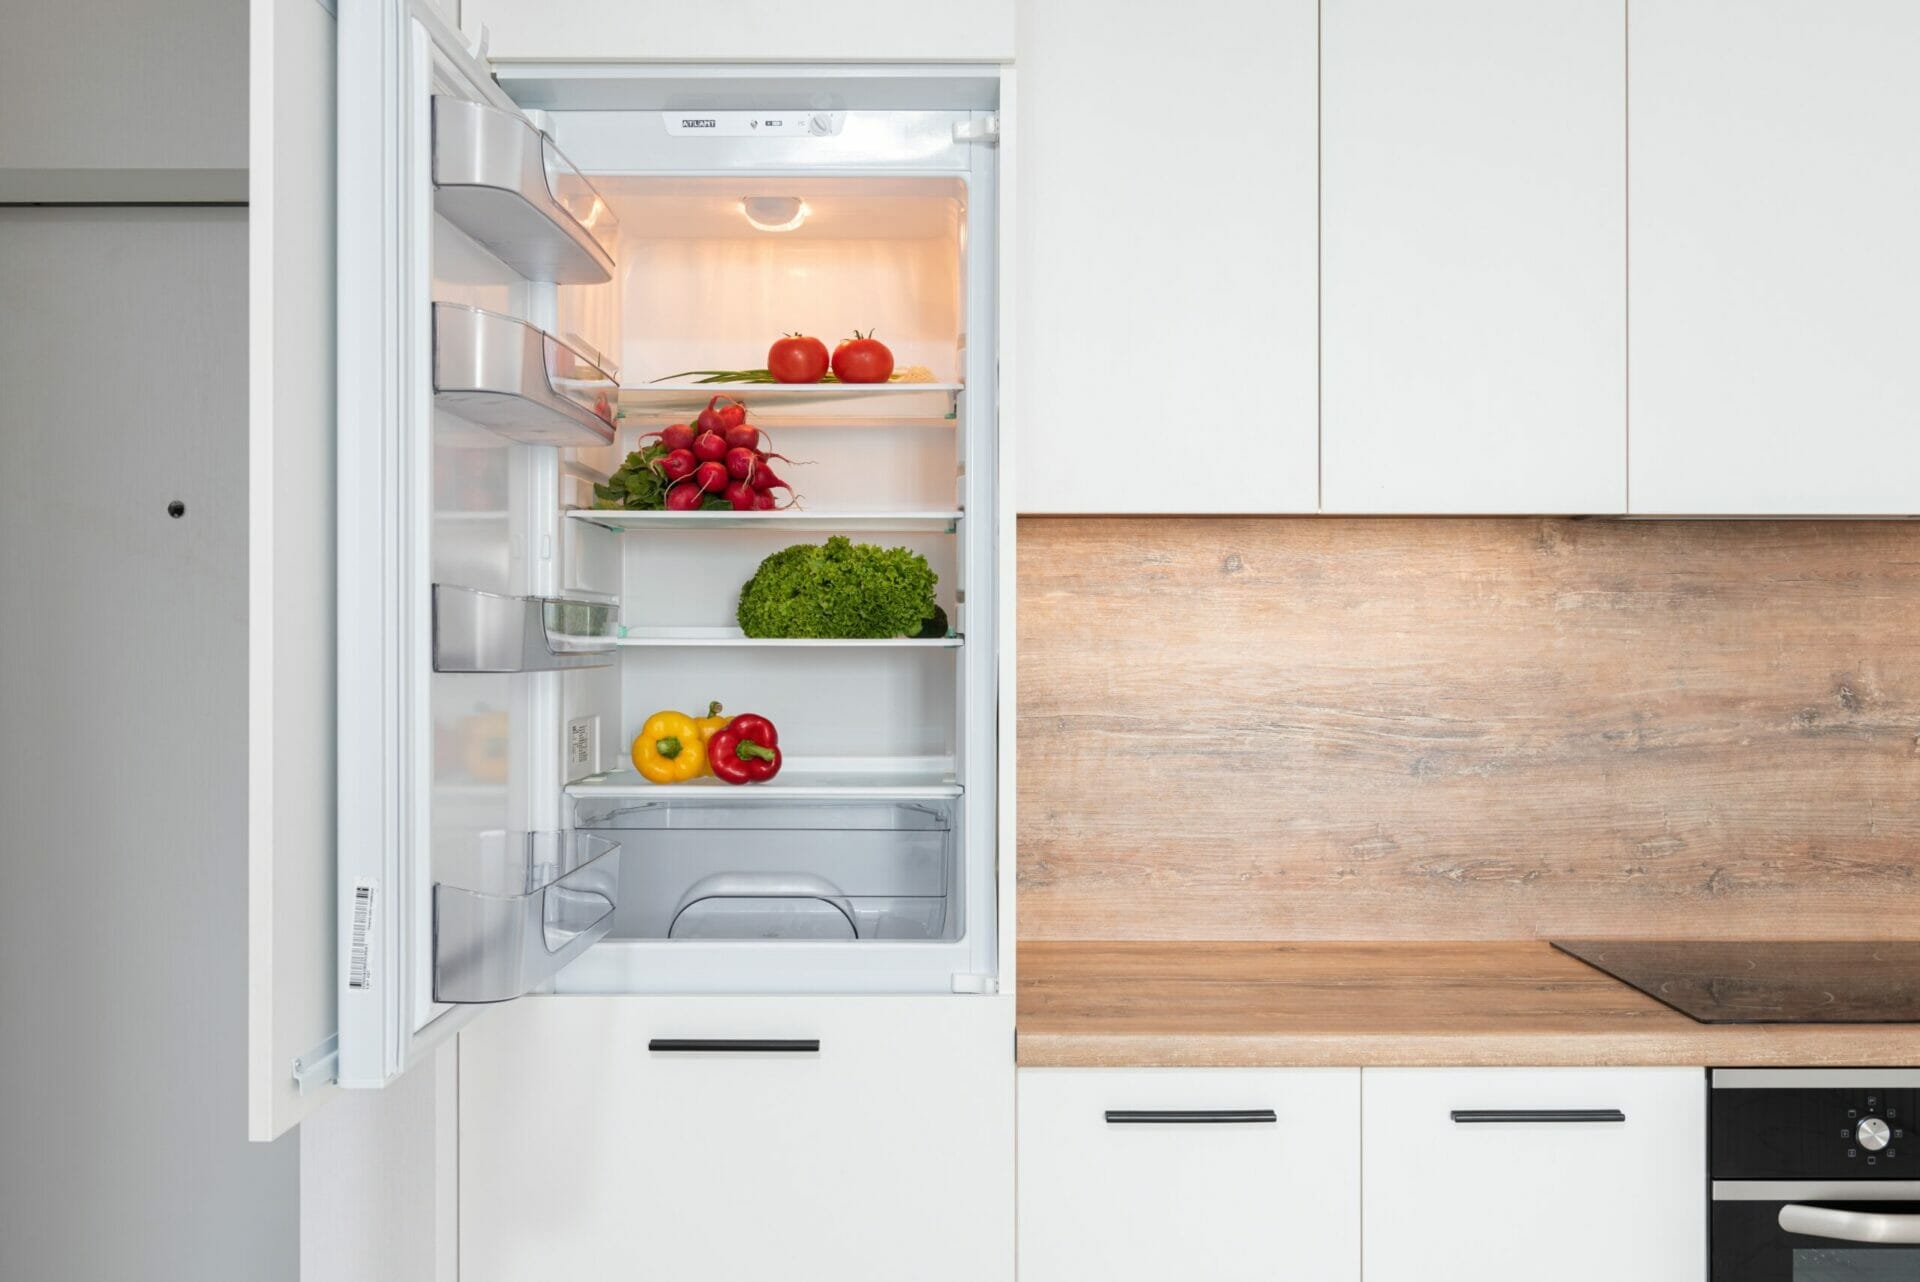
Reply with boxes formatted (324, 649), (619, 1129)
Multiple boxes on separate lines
(632, 709), (707, 783)
(691, 702), (729, 775)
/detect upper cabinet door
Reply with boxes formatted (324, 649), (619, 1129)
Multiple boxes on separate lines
(1322, 0), (1626, 515)
(459, 0), (1014, 62)
(1629, 1), (1920, 515)
(248, 0), (340, 1141)
(1015, 0), (1319, 513)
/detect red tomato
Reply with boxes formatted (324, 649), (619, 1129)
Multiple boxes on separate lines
(830, 330), (894, 384)
(767, 334), (830, 383)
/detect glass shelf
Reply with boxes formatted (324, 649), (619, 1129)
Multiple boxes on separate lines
(619, 381), (961, 419)
(567, 758), (963, 801)
(568, 509), (963, 534)
(612, 625), (960, 649)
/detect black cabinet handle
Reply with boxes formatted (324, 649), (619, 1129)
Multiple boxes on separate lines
(647, 1038), (820, 1053)
(1450, 1109), (1626, 1124)
(1104, 1110), (1278, 1125)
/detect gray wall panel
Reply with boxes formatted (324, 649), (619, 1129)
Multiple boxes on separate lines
(0, 206), (299, 1282)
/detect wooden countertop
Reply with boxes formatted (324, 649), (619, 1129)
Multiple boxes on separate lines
(1017, 941), (1920, 1067)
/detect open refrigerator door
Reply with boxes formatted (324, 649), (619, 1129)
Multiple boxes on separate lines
(334, 0), (1002, 1091)
(335, 0), (625, 1087)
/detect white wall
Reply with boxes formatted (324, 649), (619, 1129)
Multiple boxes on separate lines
(0, 206), (300, 1281)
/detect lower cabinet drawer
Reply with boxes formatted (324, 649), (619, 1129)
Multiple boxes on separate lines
(458, 994), (1014, 1282)
(1362, 1067), (1706, 1282)
(1018, 1068), (1361, 1282)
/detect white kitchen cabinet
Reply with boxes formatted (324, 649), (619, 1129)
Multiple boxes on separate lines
(1014, 0), (1318, 513)
(1018, 1068), (1361, 1282)
(1363, 1067), (1705, 1282)
(460, 0), (1014, 63)
(1628, 0), (1920, 515)
(459, 995), (1014, 1282)
(1321, 0), (1626, 514)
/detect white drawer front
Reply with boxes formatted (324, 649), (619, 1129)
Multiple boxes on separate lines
(1019, 1068), (1361, 1282)
(1363, 1067), (1706, 1282)
(460, 994), (1014, 1282)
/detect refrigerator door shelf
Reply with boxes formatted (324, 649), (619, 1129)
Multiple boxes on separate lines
(433, 584), (618, 673)
(432, 96), (617, 284)
(433, 830), (621, 1003)
(433, 303), (618, 448)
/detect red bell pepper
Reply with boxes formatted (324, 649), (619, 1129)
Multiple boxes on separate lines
(707, 713), (782, 784)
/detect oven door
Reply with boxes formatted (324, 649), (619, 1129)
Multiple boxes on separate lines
(1715, 1181), (1920, 1281)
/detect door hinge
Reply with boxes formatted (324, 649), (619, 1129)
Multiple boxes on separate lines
(954, 115), (1000, 145)
(293, 1034), (340, 1095)
(952, 972), (1000, 995)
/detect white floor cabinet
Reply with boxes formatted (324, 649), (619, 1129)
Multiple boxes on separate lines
(458, 994), (1014, 1282)
(1016, 1065), (1704, 1281)
(1017, 1068), (1362, 1282)
(1362, 1067), (1707, 1282)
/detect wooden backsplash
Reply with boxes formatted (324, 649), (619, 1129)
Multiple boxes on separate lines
(1017, 518), (1920, 941)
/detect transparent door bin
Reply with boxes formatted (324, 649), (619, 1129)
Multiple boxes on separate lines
(433, 303), (618, 447)
(432, 96), (617, 284)
(433, 584), (617, 673)
(576, 799), (959, 944)
(433, 829), (620, 1003)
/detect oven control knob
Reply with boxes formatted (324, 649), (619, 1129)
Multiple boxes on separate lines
(1859, 1118), (1893, 1151)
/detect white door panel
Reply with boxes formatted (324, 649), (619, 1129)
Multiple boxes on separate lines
(1019, 1068), (1361, 1282)
(1629, 0), (1920, 514)
(461, 0), (1015, 63)
(1363, 1067), (1706, 1282)
(459, 995), (1015, 1282)
(1322, 0), (1626, 514)
(1015, 0), (1318, 513)
(248, 0), (340, 1141)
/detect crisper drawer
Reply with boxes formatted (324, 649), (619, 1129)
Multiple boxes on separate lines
(1018, 1068), (1361, 1282)
(1362, 1067), (1706, 1282)
(458, 994), (1014, 1282)
(576, 797), (960, 944)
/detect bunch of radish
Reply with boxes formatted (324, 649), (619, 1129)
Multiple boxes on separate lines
(649, 396), (799, 512)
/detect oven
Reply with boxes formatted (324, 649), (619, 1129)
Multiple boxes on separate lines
(1713, 1070), (1920, 1281)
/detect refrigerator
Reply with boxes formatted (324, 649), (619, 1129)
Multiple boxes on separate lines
(250, 0), (1009, 1137)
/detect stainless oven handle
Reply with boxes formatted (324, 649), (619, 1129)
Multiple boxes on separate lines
(1780, 1204), (1920, 1244)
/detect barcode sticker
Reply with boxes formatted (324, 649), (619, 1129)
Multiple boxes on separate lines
(568, 715), (599, 776)
(348, 882), (375, 990)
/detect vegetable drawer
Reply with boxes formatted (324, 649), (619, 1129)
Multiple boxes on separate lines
(576, 797), (959, 943)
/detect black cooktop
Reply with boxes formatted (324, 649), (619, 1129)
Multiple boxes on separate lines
(1551, 940), (1920, 1024)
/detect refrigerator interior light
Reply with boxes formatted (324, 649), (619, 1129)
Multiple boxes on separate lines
(740, 196), (810, 232)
